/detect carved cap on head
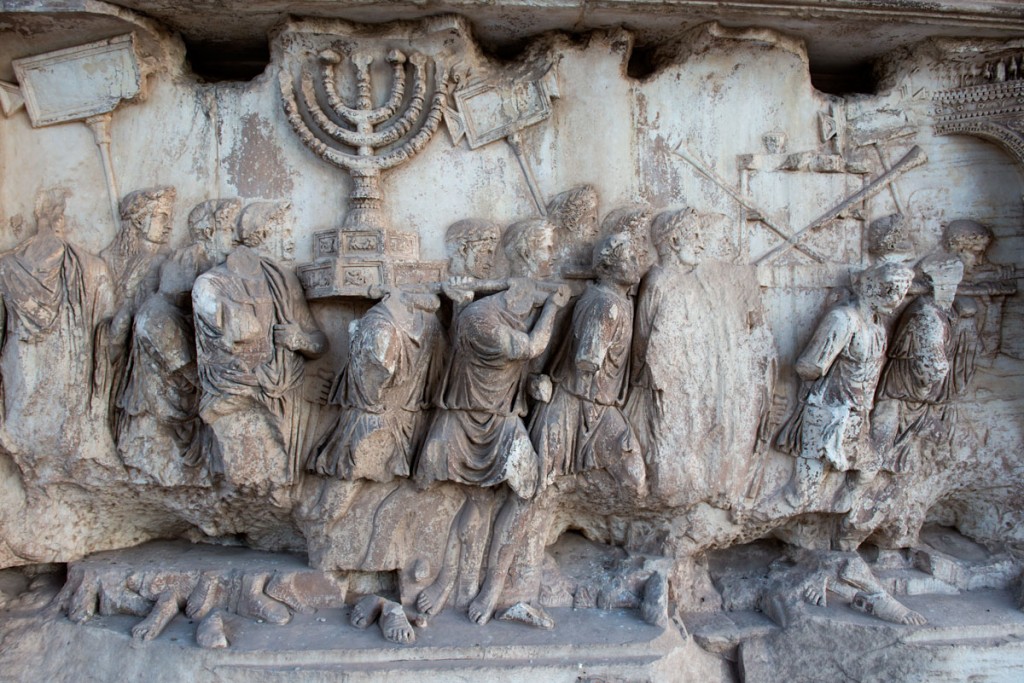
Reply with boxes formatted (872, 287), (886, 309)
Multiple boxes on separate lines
(239, 201), (290, 248)
(867, 213), (911, 257)
(503, 218), (554, 277)
(119, 187), (176, 230)
(546, 185), (599, 237)
(943, 219), (992, 253)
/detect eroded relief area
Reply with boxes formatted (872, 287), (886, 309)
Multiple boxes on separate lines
(0, 9), (1023, 678)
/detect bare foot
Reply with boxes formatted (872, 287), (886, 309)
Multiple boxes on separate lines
(131, 595), (179, 641)
(380, 600), (415, 644)
(467, 581), (500, 626)
(851, 591), (927, 626)
(416, 573), (454, 617)
(351, 595), (385, 629)
(802, 575), (828, 607)
(238, 573), (291, 625)
(196, 610), (229, 649)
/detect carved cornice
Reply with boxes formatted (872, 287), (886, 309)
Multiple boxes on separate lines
(933, 80), (1024, 167)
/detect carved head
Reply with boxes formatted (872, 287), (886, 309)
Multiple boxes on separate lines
(189, 198), (241, 262)
(920, 252), (964, 310)
(592, 232), (640, 286)
(856, 262), (914, 315)
(601, 205), (652, 269)
(867, 213), (911, 260)
(120, 187), (176, 245)
(239, 201), (291, 252)
(503, 218), (555, 278)
(445, 218), (500, 279)
(34, 187), (69, 239)
(547, 185), (599, 265)
(943, 219), (993, 271)
(650, 208), (703, 265)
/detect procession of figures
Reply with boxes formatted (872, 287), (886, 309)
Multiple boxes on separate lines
(0, 175), (1015, 643)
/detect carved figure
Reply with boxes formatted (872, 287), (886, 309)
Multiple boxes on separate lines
(114, 258), (202, 485)
(775, 262), (914, 506)
(193, 210), (327, 496)
(114, 199), (241, 482)
(531, 232), (645, 494)
(308, 288), (446, 482)
(871, 254), (965, 469)
(624, 208), (702, 461)
(943, 219), (1015, 358)
(837, 254), (965, 550)
(415, 218), (570, 624)
(0, 188), (115, 462)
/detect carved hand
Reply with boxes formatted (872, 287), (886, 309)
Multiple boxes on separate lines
(274, 323), (311, 352)
(529, 374), (553, 403)
(550, 285), (571, 308)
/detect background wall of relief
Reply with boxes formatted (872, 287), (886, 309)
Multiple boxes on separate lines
(0, 0), (1023, 678)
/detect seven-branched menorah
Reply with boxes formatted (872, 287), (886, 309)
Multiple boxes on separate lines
(280, 47), (449, 233)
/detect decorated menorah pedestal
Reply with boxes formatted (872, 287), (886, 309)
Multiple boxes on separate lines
(278, 18), (460, 299)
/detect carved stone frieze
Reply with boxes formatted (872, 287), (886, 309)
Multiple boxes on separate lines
(1, 3), (1023, 681)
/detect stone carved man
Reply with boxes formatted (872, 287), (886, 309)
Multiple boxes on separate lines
(623, 208), (702, 461)
(103, 187), (176, 312)
(775, 262), (914, 506)
(114, 199), (241, 482)
(415, 218), (570, 624)
(0, 188), (115, 463)
(308, 287), (446, 482)
(837, 254), (965, 550)
(193, 206), (326, 497)
(530, 232), (645, 494)
(943, 219), (1014, 360)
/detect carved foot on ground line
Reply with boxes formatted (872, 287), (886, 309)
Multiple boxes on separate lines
(380, 600), (415, 644)
(196, 610), (230, 649)
(851, 591), (927, 626)
(351, 595), (385, 628)
(416, 574), (453, 617)
(467, 582), (500, 626)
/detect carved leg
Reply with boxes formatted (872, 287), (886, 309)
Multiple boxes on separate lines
(784, 457), (826, 507)
(66, 577), (99, 624)
(185, 571), (225, 620)
(468, 494), (528, 626)
(131, 591), (180, 641)
(351, 595), (385, 628)
(379, 600), (415, 644)
(416, 494), (472, 617)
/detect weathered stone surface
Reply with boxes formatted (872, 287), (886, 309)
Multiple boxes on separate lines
(1, 1), (1023, 680)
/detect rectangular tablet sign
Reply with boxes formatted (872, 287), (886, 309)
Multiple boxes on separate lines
(13, 34), (140, 127)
